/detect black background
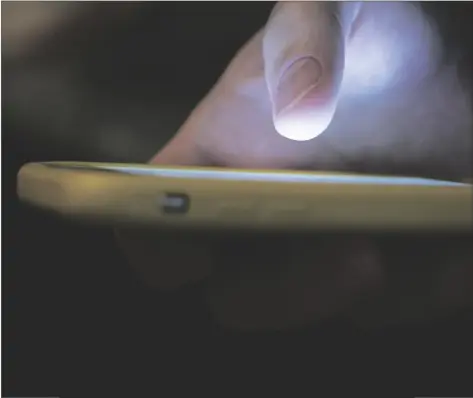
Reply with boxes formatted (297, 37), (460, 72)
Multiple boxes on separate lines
(3, 2), (473, 396)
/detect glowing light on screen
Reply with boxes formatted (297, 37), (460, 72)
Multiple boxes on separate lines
(100, 166), (469, 187)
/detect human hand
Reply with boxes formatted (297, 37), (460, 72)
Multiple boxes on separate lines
(121, 2), (473, 330)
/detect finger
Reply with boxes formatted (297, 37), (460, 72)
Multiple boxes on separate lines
(263, 1), (361, 141)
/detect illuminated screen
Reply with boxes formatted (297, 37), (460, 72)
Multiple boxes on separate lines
(48, 163), (470, 187)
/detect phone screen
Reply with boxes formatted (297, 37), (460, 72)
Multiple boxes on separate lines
(45, 163), (469, 187)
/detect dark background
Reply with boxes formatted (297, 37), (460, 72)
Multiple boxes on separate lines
(3, 2), (473, 396)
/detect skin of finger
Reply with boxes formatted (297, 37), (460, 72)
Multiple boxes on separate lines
(262, 1), (347, 139)
(262, 1), (353, 98)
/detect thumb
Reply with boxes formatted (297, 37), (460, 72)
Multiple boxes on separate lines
(263, 2), (361, 141)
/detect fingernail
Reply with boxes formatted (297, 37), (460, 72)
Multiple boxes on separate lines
(275, 57), (323, 116)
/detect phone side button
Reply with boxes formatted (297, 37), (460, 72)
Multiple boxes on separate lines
(160, 192), (190, 215)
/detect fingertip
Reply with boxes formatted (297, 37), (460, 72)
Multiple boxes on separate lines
(274, 98), (336, 141)
(263, 2), (356, 141)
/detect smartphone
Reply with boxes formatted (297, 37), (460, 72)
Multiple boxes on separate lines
(17, 161), (472, 232)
